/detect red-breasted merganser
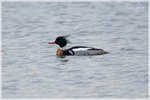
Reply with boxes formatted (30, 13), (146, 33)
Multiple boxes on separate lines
(48, 36), (109, 56)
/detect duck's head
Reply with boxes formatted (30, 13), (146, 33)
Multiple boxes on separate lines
(48, 35), (69, 48)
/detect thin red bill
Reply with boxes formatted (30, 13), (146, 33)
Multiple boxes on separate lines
(48, 42), (56, 44)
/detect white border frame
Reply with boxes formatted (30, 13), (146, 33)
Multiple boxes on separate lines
(1, 0), (149, 2)
(0, 0), (149, 100)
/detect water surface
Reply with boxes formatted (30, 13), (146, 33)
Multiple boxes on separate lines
(2, 2), (148, 98)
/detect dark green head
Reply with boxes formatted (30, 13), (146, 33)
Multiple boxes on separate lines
(48, 35), (70, 48)
(55, 36), (67, 47)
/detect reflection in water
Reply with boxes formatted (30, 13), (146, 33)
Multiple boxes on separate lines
(57, 56), (69, 65)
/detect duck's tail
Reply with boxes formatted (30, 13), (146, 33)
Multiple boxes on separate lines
(103, 51), (109, 54)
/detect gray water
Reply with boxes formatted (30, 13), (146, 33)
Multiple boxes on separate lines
(2, 2), (148, 98)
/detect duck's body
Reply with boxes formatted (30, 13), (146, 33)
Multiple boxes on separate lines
(58, 46), (108, 56)
(48, 36), (109, 56)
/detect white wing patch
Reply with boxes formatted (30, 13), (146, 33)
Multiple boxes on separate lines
(72, 48), (91, 52)
(71, 47), (106, 56)
(68, 50), (74, 55)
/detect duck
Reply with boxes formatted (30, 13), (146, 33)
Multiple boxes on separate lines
(48, 35), (109, 56)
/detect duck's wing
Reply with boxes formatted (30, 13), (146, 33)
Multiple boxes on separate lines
(66, 46), (108, 56)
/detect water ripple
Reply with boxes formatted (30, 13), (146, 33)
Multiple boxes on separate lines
(2, 2), (148, 98)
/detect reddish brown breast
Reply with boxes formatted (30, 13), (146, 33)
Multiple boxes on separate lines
(56, 48), (64, 56)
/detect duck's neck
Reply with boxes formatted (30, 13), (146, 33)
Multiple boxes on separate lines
(61, 46), (66, 50)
